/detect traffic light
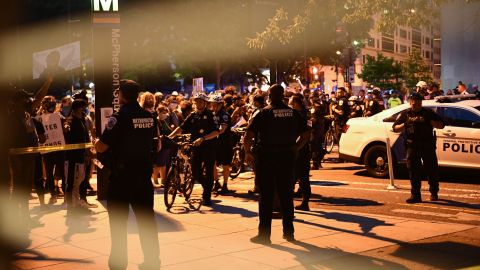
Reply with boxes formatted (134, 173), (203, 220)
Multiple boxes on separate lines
(310, 66), (320, 81)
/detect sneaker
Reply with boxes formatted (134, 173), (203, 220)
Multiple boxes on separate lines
(430, 194), (439, 201)
(48, 196), (57, 205)
(295, 203), (310, 211)
(406, 196), (422, 204)
(250, 235), (271, 245)
(282, 234), (296, 242)
(310, 165), (319, 170)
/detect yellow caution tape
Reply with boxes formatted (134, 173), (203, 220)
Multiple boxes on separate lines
(9, 142), (94, 155)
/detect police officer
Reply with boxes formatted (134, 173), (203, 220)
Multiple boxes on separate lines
(364, 89), (384, 117)
(348, 96), (363, 118)
(331, 87), (350, 141)
(168, 92), (219, 205)
(392, 92), (445, 203)
(244, 84), (309, 244)
(209, 94), (234, 194)
(289, 94), (312, 211)
(95, 80), (160, 270)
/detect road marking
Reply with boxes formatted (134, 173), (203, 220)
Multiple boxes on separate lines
(311, 179), (480, 194)
(311, 185), (480, 200)
(392, 209), (480, 222)
(397, 203), (480, 214)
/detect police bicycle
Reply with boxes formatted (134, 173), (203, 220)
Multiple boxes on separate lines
(323, 115), (339, 154)
(229, 127), (247, 179)
(163, 134), (197, 210)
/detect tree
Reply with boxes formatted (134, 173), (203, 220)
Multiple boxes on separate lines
(402, 50), (433, 89)
(246, 0), (473, 50)
(358, 53), (402, 89)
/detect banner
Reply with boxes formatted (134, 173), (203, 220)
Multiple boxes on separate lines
(192, 77), (204, 94)
(36, 113), (65, 147)
(32, 41), (81, 79)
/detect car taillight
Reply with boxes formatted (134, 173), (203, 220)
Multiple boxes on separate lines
(342, 125), (350, 133)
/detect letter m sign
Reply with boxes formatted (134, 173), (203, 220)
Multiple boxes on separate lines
(93, 0), (119, 12)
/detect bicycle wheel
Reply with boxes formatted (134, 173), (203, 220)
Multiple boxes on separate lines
(181, 163), (195, 200)
(229, 147), (243, 179)
(164, 167), (178, 210)
(324, 128), (335, 154)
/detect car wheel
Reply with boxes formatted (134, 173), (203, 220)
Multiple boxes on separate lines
(364, 145), (390, 178)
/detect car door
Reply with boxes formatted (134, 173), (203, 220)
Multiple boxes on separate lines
(435, 106), (480, 168)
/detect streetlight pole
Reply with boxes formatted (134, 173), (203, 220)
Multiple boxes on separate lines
(335, 50), (341, 90)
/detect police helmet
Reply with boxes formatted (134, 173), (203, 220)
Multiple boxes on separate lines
(348, 96), (358, 101)
(416, 81), (427, 88)
(193, 92), (209, 101)
(408, 92), (423, 101)
(208, 94), (223, 103)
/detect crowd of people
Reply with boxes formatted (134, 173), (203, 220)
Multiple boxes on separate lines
(3, 75), (479, 269)
(6, 78), (480, 219)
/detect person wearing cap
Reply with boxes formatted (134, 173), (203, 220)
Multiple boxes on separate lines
(244, 84), (309, 244)
(209, 94), (234, 194)
(393, 92), (445, 203)
(95, 79), (160, 270)
(168, 92), (219, 206)
(365, 89), (384, 117)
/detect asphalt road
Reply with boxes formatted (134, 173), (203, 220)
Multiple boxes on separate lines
(227, 152), (480, 227)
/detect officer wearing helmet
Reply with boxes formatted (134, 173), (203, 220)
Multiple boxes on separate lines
(416, 81), (428, 97)
(365, 88), (384, 116)
(392, 92), (445, 203)
(94, 79), (161, 270)
(348, 96), (363, 118)
(208, 94), (234, 194)
(168, 92), (219, 205)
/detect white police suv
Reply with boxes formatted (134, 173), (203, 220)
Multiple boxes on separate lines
(339, 95), (480, 178)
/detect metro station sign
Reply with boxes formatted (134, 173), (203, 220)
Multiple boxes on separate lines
(93, 0), (119, 12)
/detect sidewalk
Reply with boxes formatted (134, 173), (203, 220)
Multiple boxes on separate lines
(13, 181), (480, 270)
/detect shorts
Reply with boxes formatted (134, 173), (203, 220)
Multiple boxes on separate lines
(216, 140), (234, 166)
(154, 148), (171, 167)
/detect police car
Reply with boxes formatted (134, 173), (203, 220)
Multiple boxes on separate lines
(339, 94), (480, 178)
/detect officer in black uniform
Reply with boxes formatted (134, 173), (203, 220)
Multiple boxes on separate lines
(365, 89), (384, 116)
(95, 80), (160, 270)
(209, 94), (234, 194)
(244, 84), (309, 244)
(331, 87), (350, 141)
(349, 96), (364, 118)
(168, 92), (219, 205)
(393, 92), (445, 203)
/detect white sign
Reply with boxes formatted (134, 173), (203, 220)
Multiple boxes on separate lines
(32, 41), (81, 79)
(37, 113), (65, 146)
(100, 107), (114, 134)
(192, 77), (204, 94)
(93, 0), (119, 12)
